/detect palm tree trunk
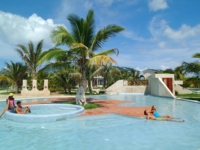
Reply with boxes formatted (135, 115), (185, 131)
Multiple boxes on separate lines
(88, 78), (92, 94)
(103, 77), (106, 89)
(33, 68), (36, 79)
(68, 88), (71, 95)
(76, 62), (87, 105)
(14, 83), (18, 93)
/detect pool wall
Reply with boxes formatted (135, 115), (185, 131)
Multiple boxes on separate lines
(4, 104), (84, 123)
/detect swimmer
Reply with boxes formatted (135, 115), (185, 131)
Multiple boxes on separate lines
(16, 101), (31, 114)
(144, 107), (184, 122)
(0, 93), (16, 117)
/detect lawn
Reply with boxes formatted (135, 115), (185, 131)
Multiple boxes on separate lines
(64, 101), (100, 109)
(177, 93), (200, 101)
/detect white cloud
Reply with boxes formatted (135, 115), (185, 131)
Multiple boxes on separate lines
(0, 11), (61, 58)
(122, 30), (144, 41)
(95, 0), (113, 7)
(148, 0), (168, 11)
(149, 16), (200, 40)
(164, 24), (200, 40)
(160, 65), (169, 70)
(158, 41), (166, 48)
(84, 1), (93, 9)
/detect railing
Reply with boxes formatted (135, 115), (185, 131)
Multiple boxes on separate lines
(123, 80), (148, 86)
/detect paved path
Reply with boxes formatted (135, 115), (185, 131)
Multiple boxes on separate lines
(47, 98), (151, 118)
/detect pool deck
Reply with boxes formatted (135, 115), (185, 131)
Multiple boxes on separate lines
(40, 97), (151, 118)
(0, 93), (151, 118)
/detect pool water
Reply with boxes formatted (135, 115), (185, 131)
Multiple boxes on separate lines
(0, 94), (200, 150)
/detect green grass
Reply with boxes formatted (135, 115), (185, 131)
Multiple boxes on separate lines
(177, 94), (200, 101)
(64, 101), (100, 109)
(0, 91), (16, 95)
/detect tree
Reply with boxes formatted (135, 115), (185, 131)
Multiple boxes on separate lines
(182, 61), (200, 88)
(86, 65), (103, 94)
(40, 9), (124, 105)
(15, 40), (45, 79)
(2, 61), (27, 93)
(50, 70), (81, 94)
(193, 53), (200, 58)
(101, 64), (112, 88)
(174, 66), (185, 80)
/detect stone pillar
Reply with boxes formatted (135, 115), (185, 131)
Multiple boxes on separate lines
(32, 80), (37, 89)
(23, 80), (27, 89)
(44, 79), (48, 89)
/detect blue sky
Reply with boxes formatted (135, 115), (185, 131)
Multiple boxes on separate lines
(0, 0), (200, 71)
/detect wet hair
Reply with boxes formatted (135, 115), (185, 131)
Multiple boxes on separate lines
(144, 110), (148, 115)
(17, 101), (21, 105)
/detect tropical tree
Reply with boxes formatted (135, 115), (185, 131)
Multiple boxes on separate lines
(182, 61), (200, 87)
(2, 61), (28, 93)
(193, 53), (200, 58)
(86, 65), (103, 94)
(100, 64), (112, 88)
(49, 70), (81, 94)
(15, 40), (45, 79)
(40, 9), (124, 105)
(174, 66), (185, 80)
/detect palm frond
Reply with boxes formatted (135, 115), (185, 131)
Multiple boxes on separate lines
(51, 26), (75, 46)
(90, 24), (125, 51)
(67, 14), (82, 42)
(38, 48), (67, 64)
(95, 48), (119, 56)
(88, 55), (117, 66)
(193, 53), (200, 58)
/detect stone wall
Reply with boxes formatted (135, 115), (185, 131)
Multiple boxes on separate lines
(174, 84), (192, 94)
(21, 79), (50, 96)
(150, 78), (175, 98)
(106, 80), (147, 94)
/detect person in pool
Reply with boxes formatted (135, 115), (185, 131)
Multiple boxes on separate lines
(151, 105), (172, 118)
(0, 93), (17, 117)
(15, 101), (31, 114)
(144, 106), (184, 122)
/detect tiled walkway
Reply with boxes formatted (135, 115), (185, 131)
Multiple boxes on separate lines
(48, 97), (151, 118)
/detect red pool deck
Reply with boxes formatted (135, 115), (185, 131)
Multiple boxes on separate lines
(22, 97), (151, 118)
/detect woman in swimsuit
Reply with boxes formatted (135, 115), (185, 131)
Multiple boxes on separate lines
(144, 106), (184, 122)
(0, 93), (16, 117)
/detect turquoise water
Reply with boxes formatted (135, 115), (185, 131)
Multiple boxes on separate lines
(0, 95), (200, 150)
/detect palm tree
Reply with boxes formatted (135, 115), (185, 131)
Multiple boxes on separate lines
(174, 66), (185, 80)
(15, 40), (44, 79)
(86, 65), (103, 94)
(2, 61), (28, 93)
(182, 61), (200, 87)
(193, 53), (200, 58)
(40, 9), (124, 105)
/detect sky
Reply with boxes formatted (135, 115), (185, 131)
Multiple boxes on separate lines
(0, 0), (200, 71)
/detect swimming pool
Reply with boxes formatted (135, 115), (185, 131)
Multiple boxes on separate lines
(0, 94), (200, 150)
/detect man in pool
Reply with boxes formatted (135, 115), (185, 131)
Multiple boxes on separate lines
(144, 106), (184, 122)
(16, 101), (31, 114)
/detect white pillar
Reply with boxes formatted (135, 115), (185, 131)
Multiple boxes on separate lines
(32, 80), (37, 89)
(44, 79), (48, 89)
(23, 80), (27, 88)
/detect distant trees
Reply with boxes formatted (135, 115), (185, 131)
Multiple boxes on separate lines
(1, 61), (27, 93)
(15, 40), (45, 79)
